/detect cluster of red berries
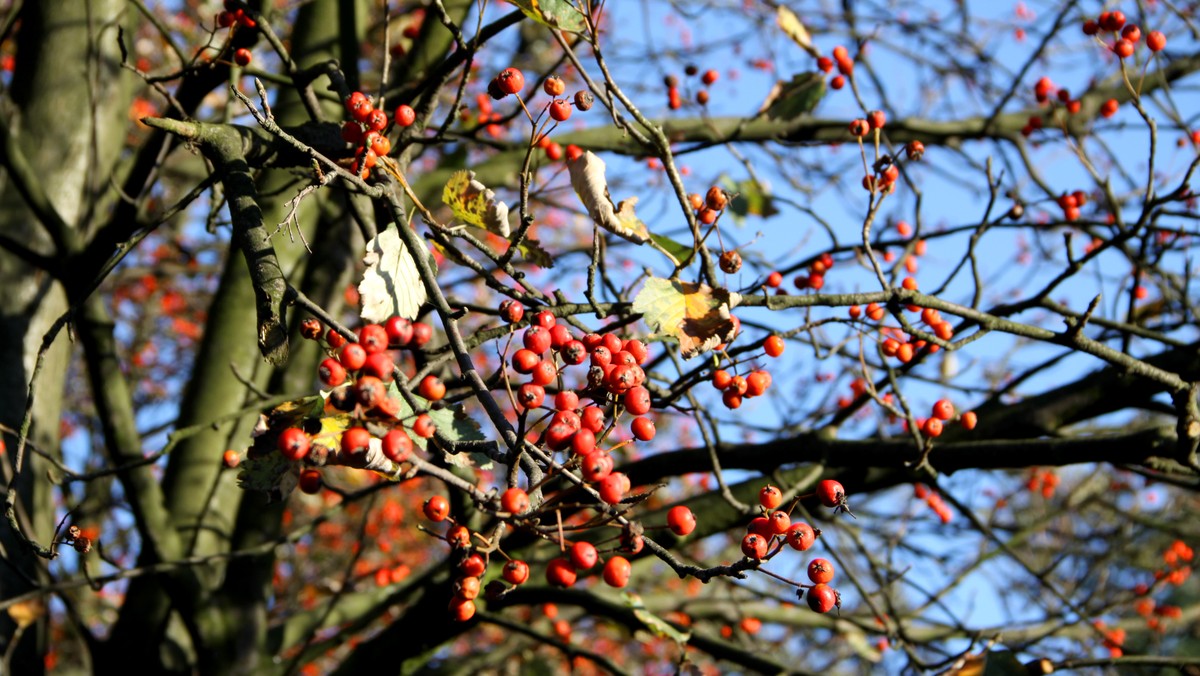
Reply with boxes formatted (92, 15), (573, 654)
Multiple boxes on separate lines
(1055, 189), (1090, 222)
(487, 67), (593, 123)
(688, 185), (729, 228)
(500, 304), (658, 509)
(740, 483), (845, 614)
(710, 352), (776, 411)
(663, 66), (719, 110)
(339, 91), (416, 179)
(792, 252), (836, 291)
(216, 2), (256, 30)
(1082, 10), (1166, 59)
(816, 45), (855, 90)
(256, 317), (438, 490)
(912, 484), (954, 524)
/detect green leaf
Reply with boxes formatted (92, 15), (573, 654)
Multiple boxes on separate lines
(622, 592), (690, 647)
(721, 176), (779, 222)
(386, 382), (490, 469)
(518, 238), (554, 268)
(442, 170), (511, 237)
(648, 233), (693, 267)
(759, 71), (825, 121)
(632, 277), (741, 359)
(509, 0), (588, 33)
(238, 447), (298, 502)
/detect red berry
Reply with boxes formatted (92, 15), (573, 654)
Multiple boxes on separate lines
(517, 383), (545, 410)
(394, 104), (416, 127)
(598, 472), (627, 504)
(1082, 19), (1099, 36)
(705, 185), (727, 211)
(768, 510), (791, 534)
(867, 110), (886, 130)
(418, 374), (446, 402)
(624, 386), (652, 416)
(384, 317), (413, 347)
(759, 485), (783, 509)
(666, 505), (696, 536)
(1121, 25), (1141, 44)
(807, 558), (835, 584)
(815, 479), (845, 508)
(932, 399), (954, 421)
(496, 67), (525, 95)
(543, 75), (565, 97)
(339, 343), (367, 371)
(530, 359), (557, 386)
(1147, 31), (1166, 53)
(741, 533), (768, 559)
(603, 555), (631, 588)
(298, 468), (321, 494)
(503, 559), (530, 584)
(446, 525), (471, 548)
(806, 583), (838, 613)
(701, 68), (719, 85)
(570, 428), (596, 456)
(423, 495), (450, 521)
(545, 557), (577, 587)
(565, 144), (584, 161)
(341, 426), (371, 455)
(498, 299), (524, 323)
(318, 358), (347, 387)
(222, 449), (241, 468)
(448, 598), (475, 622)
(548, 99), (572, 122)
(410, 321), (433, 348)
(747, 516), (774, 538)
(961, 411), (978, 430)
(1101, 98), (1119, 118)
(523, 326), (552, 354)
(413, 413), (436, 439)
(366, 108), (388, 132)
(570, 541), (598, 569)
(277, 428), (310, 460)
(580, 406), (605, 434)
(233, 48), (252, 66)
(501, 487), (530, 515)
(581, 450), (614, 482)
(764, 335), (785, 357)
(630, 416), (656, 441)
(1113, 38), (1135, 59)
(786, 522), (816, 551)
(830, 75), (845, 90)
(382, 429), (413, 463)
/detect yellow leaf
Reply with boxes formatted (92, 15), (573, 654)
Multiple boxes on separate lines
(632, 277), (742, 359)
(777, 6), (820, 58)
(7, 598), (45, 628)
(442, 170), (511, 236)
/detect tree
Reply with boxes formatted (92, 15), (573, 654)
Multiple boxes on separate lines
(0, 0), (1197, 673)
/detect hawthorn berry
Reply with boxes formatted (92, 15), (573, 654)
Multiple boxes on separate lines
(495, 67), (525, 95)
(701, 68), (719, 85)
(447, 525), (471, 548)
(745, 370), (771, 397)
(603, 555), (631, 587)
(905, 140), (925, 160)
(630, 416), (656, 441)
(667, 505), (696, 537)
(565, 143), (584, 161)
(768, 510), (791, 534)
(741, 533), (768, 559)
(449, 598), (475, 622)
(423, 495), (450, 522)
(523, 326), (552, 354)
(722, 390), (743, 410)
(543, 75), (566, 97)
(455, 575), (481, 600)
(815, 479), (845, 509)
(545, 557), (577, 587)
(410, 322), (433, 348)
(764, 335), (785, 357)
(385, 317), (413, 347)
(298, 468), (321, 494)
(1147, 31), (1166, 52)
(503, 559), (530, 585)
(355, 376), (386, 408)
(786, 522), (816, 551)
(932, 399), (954, 421)
(580, 406), (605, 434)
(747, 516), (774, 538)
(570, 541), (599, 569)
(339, 343), (367, 371)
(598, 472), (628, 504)
(548, 99), (572, 122)
(394, 104), (416, 127)
(806, 583), (838, 613)
(581, 450), (614, 482)
(807, 558), (835, 584)
(1113, 38), (1135, 59)
(960, 411), (978, 430)
(517, 383), (545, 409)
(222, 449), (241, 468)
(233, 48), (252, 66)
(318, 358), (347, 387)
(1101, 98), (1119, 118)
(501, 487), (530, 515)
(413, 413), (436, 438)
(705, 185), (728, 211)
(419, 375), (447, 402)
(573, 90), (595, 111)
(278, 428), (310, 461)
(341, 427), (372, 455)
(382, 428), (413, 463)
(759, 485), (783, 509)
